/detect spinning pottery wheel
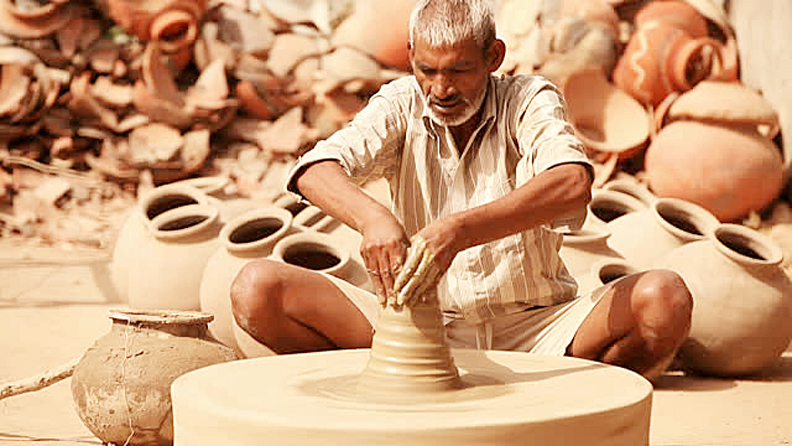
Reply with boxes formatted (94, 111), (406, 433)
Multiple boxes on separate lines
(171, 293), (653, 445)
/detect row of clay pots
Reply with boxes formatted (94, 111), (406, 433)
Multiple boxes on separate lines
(110, 179), (372, 356)
(562, 184), (792, 377)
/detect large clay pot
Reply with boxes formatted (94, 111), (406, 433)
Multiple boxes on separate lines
(172, 176), (257, 223)
(561, 66), (650, 158)
(577, 258), (642, 296)
(128, 204), (222, 311)
(559, 227), (625, 291)
(71, 309), (237, 446)
(607, 197), (719, 268)
(111, 183), (210, 302)
(583, 189), (648, 231)
(601, 177), (656, 207)
(644, 120), (784, 222)
(199, 207), (295, 354)
(653, 224), (792, 376)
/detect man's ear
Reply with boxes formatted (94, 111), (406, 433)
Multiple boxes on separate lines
(487, 39), (506, 72)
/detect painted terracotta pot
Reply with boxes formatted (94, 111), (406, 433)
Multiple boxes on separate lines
(644, 120), (784, 222)
(583, 189), (648, 232)
(559, 227), (624, 293)
(127, 204), (222, 311)
(199, 207), (295, 354)
(654, 224), (792, 377)
(607, 197), (719, 268)
(71, 309), (237, 446)
(632, 0), (709, 37)
(111, 183), (210, 302)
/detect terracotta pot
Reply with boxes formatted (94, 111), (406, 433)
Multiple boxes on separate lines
(583, 189), (648, 231)
(653, 224), (792, 376)
(601, 178), (656, 207)
(71, 309), (238, 446)
(633, 0), (709, 37)
(577, 258), (642, 296)
(613, 21), (723, 106)
(127, 204), (222, 311)
(645, 120), (784, 222)
(559, 227), (625, 292)
(607, 197), (719, 268)
(561, 66), (650, 158)
(111, 183), (210, 302)
(199, 207), (295, 354)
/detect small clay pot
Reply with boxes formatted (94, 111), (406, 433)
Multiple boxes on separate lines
(577, 258), (642, 296)
(559, 227), (625, 291)
(71, 309), (237, 446)
(654, 224), (792, 376)
(583, 189), (648, 231)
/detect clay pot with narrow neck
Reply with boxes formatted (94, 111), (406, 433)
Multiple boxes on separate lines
(583, 189), (648, 232)
(71, 309), (238, 446)
(653, 224), (792, 377)
(199, 207), (295, 354)
(127, 204), (222, 311)
(606, 197), (719, 268)
(111, 183), (210, 302)
(559, 228), (625, 292)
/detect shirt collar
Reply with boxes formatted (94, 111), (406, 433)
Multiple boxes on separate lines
(418, 75), (497, 135)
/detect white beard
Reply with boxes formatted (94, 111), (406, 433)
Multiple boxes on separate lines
(427, 83), (487, 127)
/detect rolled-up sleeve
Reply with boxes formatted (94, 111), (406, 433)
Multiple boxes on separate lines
(285, 81), (408, 200)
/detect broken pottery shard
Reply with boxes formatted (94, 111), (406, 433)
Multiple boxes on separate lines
(266, 33), (320, 79)
(181, 129), (211, 173)
(256, 106), (318, 155)
(217, 5), (275, 58)
(128, 123), (183, 165)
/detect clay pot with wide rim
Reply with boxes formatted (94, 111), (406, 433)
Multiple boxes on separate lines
(111, 183), (210, 302)
(601, 178), (656, 207)
(606, 197), (719, 268)
(559, 227), (625, 291)
(583, 189), (648, 232)
(199, 207), (295, 354)
(127, 203), (222, 311)
(653, 224), (792, 377)
(172, 176), (257, 223)
(644, 120), (784, 222)
(577, 258), (643, 296)
(71, 309), (238, 446)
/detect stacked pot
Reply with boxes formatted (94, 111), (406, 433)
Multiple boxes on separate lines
(562, 180), (792, 377)
(110, 180), (372, 356)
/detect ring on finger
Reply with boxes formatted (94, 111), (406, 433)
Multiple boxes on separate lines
(367, 269), (380, 275)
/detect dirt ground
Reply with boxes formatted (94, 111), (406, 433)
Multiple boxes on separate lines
(0, 237), (791, 446)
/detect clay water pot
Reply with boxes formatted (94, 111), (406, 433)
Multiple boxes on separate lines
(607, 197), (719, 268)
(583, 189), (648, 232)
(653, 224), (792, 377)
(172, 176), (257, 223)
(111, 183), (210, 302)
(613, 21), (723, 106)
(127, 204), (222, 311)
(559, 228), (625, 290)
(199, 207), (295, 354)
(577, 258), (642, 296)
(561, 67), (650, 158)
(644, 120), (784, 222)
(71, 309), (238, 446)
(601, 178), (656, 207)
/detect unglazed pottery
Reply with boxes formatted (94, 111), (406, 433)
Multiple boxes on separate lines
(71, 309), (237, 446)
(199, 207), (295, 354)
(100, 0), (209, 52)
(127, 204), (222, 311)
(111, 183), (210, 302)
(577, 258), (642, 296)
(601, 178), (656, 207)
(653, 224), (792, 376)
(561, 66), (650, 158)
(606, 197), (719, 268)
(583, 189), (648, 231)
(559, 228), (625, 292)
(644, 120), (784, 222)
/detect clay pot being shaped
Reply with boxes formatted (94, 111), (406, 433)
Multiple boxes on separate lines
(583, 189), (648, 232)
(559, 227), (625, 291)
(111, 183), (210, 302)
(199, 207), (295, 354)
(653, 224), (792, 376)
(561, 66), (650, 158)
(127, 203), (222, 311)
(644, 120), (784, 222)
(577, 258), (642, 296)
(607, 197), (719, 268)
(71, 309), (238, 446)
(613, 21), (723, 106)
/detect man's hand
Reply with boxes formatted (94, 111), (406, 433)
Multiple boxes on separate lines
(393, 217), (464, 307)
(359, 213), (410, 305)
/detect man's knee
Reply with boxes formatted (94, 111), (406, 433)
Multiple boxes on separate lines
(229, 259), (284, 330)
(632, 269), (693, 341)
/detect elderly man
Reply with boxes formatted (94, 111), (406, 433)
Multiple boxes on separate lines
(231, 0), (692, 379)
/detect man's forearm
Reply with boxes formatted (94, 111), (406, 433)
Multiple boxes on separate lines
(294, 160), (393, 233)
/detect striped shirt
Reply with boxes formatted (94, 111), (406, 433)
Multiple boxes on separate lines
(287, 74), (592, 323)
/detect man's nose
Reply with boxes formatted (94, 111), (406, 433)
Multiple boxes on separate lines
(431, 75), (456, 99)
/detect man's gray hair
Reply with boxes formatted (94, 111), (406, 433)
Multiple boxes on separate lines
(408, 0), (497, 49)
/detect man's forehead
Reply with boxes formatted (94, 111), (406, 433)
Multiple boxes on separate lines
(411, 38), (482, 65)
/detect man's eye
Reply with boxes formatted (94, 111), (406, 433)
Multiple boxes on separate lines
(422, 68), (437, 75)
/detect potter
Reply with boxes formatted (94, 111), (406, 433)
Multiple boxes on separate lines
(230, 0), (692, 380)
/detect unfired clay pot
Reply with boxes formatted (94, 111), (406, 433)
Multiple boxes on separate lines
(127, 203), (222, 311)
(173, 176), (257, 223)
(111, 183), (210, 302)
(561, 66), (650, 158)
(199, 207), (295, 354)
(71, 309), (237, 446)
(601, 178), (656, 207)
(653, 224), (792, 377)
(583, 189), (648, 232)
(644, 120), (784, 222)
(559, 228), (625, 292)
(577, 258), (642, 296)
(607, 197), (719, 268)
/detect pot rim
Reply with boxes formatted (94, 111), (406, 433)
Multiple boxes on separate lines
(590, 258), (641, 287)
(221, 206), (294, 253)
(147, 203), (220, 240)
(652, 197), (719, 241)
(272, 231), (351, 276)
(712, 223), (783, 266)
(172, 176), (230, 196)
(108, 308), (214, 325)
(590, 189), (648, 224)
(138, 183), (209, 220)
